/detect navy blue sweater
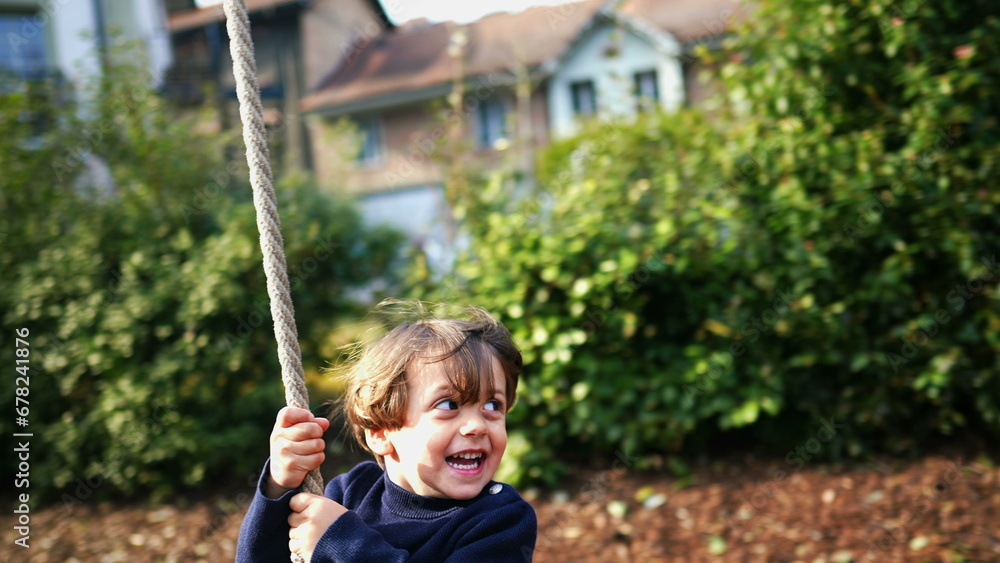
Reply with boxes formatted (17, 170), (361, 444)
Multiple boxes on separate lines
(237, 460), (537, 562)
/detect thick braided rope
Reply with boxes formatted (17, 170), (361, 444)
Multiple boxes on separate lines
(223, 0), (324, 501)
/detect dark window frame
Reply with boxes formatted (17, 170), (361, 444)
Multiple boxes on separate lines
(475, 96), (507, 149)
(356, 116), (383, 165)
(634, 69), (659, 112)
(0, 10), (51, 80)
(570, 80), (597, 117)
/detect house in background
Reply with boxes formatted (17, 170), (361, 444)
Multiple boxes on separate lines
(546, 8), (687, 139)
(157, 0), (740, 269)
(164, 0), (392, 172)
(296, 3), (597, 266)
(299, 3), (596, 194)
(0, 0), (173, 193)
(0, 0), (172, 94)
(299, 0), (740, 266)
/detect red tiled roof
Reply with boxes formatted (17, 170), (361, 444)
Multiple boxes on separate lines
(301, 0), (603, 113)
(168, 0), (394, 33)
(168, 0), (301, 32)
(620, 0), (744, 42)
(301, 0), (741, 113)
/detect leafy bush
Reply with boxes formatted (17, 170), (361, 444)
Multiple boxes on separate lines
(414, 0), (1000, 485)
(0, 54), (402, 502)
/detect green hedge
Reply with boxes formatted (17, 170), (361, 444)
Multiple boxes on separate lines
(415, 0), (1000, 485)
(0, 55), (403, 502)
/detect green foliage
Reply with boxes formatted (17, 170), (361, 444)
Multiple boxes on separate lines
(416, 0), (1000, 484)
(0, 54), (403, 502)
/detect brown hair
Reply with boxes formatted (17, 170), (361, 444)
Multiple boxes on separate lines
(339, 302), (522, 462)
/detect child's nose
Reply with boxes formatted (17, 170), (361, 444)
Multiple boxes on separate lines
(459, 410), (487, 436)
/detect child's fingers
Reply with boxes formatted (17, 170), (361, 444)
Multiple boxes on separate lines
(269, 409), (328, 490)
(288, 509), (307, 528)
(269, 452), (324, 489)
(289, 492), (320, 513)
(287, 538), (305, 560)
(276, 406), (316, 428)
(274, 422), (326, 443)
(275, 438), (326, 458)
(314, 417), (330, 432)
(275, 448), (325, 472)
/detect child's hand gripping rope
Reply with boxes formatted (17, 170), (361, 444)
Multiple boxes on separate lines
(288, 492), (348, 563)
(267, 407), (348, 562)
(266, 407), (331, 498)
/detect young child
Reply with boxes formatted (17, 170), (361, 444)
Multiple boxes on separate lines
(236, 307), (537, 562)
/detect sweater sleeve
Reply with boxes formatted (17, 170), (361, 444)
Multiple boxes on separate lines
(309, 510), (411, 562)
(236, 460), (351, 563)
(235, 459), (301, 563)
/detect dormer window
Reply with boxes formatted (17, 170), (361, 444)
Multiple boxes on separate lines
(634, 70), (659, 112)
(570, 80), (597, 117)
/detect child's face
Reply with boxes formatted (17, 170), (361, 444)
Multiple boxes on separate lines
(375, 355), (508, 500)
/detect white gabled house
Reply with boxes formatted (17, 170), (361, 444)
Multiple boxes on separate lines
(546, 7), (685, 139)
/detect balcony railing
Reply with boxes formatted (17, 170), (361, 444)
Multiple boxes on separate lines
(161, 62), (215, 105)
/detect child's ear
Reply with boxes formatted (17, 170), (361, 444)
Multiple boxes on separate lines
(365, 427), (395, 457)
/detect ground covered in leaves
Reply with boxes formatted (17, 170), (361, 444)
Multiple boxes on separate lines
(2, 452), (997, 562)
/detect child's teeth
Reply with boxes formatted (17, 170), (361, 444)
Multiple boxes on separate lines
(447, 453), (482, 469)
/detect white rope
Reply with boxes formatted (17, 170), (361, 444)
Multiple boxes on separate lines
(223, 0), (324, 512)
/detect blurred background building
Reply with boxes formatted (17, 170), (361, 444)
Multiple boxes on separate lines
(0, 0), (738, 266)
(292, 0), (737, 267)
(165, 0), (392, 173)
(0, 0), (172, 95)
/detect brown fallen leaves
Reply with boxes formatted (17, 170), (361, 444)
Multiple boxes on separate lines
(1, 454), (996, 562)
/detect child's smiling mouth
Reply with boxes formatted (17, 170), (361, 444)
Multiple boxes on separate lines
(445, 451), (486, 473)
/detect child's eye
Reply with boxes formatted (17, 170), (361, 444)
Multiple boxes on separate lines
(434, 399), (460, 411)
(484, 400), (504, 412)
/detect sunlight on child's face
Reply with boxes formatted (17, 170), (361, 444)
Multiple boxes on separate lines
(381, 355), (507, 500)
